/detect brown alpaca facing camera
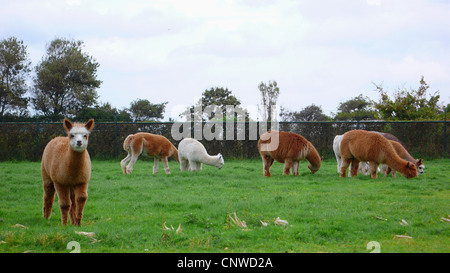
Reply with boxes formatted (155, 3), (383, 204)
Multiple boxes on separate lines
(41, 119), (94, 225)
(340, 130), (417, 179)
(258, 131), (321, 177)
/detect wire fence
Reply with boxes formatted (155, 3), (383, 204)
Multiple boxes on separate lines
(0, 120), (448, 161)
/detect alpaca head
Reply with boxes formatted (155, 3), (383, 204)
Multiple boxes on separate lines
(216, 153), (224, 169)
(404, 162), (418, 179)
(307, 154), (321, 174)
(416, 159), (425, 175)
(64, 119), (95, 152)
(307, 160), (321, 174)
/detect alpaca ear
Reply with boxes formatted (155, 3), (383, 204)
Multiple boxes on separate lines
(85, 119), (95, 132)
(417, 159), (423, 165)
(218, 153), (222, 158)
(406, 162), (411, 168)
(63, 118), (73, 133)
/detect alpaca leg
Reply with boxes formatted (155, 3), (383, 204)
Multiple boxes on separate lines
(350, 159), (360, 177)
(120, 153), (131, 174)
(73, 183), (88, 226)
(180, 159), (189, 171)
(126, 153), (139, 174)
(292, 161), (299, 176)
(153, 157), (159, 174)
(69, 188), (77, 225)
(161, 156), (171, 174)
(336, 155), (341, 173)
(340, 158), (351, 177)
(385, 166), (396, 177)
(42, 178), (55, 219)
(54, 183), (71, 225)
(369, 162), (379, 179)
(283, 159), (294, 175)
(188, 160), (195, 171)
(196, 162), (202, 171)
(262, 155), (274, 177)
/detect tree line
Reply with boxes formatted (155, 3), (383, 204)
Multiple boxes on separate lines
(1, 36), (447, 123)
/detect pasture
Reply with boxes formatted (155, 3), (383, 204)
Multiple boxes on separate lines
(0, 158), (449, 253)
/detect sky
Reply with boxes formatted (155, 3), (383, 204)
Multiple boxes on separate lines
(1, 0), (449, 120)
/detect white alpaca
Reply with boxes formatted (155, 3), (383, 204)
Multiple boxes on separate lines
(178, 138), (224, 171)
(333, 134), (373, 177)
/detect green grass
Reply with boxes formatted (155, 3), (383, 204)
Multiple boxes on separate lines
(0, 158), (449, 253)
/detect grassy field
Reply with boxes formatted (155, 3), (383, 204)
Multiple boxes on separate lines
(0, 158), (449, 253)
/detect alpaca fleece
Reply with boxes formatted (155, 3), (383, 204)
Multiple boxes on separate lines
(41, 119), (94, 226)
(382, 140), (424, 177)
(178, 137), (224, 171)
(258, 131), (321, 177)
(340, 130), (417, 179)
(121, 132), (179, 175)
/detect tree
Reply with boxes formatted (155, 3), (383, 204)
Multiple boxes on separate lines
(128, 99), (167, 121)
(334, 94), (379, 121)
(258, 80), (279, 121)
(281, 104), (330, 122)
(183, 87), (246, 121)
(280, 104), (332, 152)
(32, 38), (101, 120)
(374, 76), (442, 120)
(76, 102), (131, 122)
(0, 37), (31, 118)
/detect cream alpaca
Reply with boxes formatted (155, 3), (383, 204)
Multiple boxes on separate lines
(41, 119), (94, 226)
(178, 138), (224, 171)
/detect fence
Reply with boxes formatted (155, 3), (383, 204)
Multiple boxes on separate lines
(0, 120), (448, 161)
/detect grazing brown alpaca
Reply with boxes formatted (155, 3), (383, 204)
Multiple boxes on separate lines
(121, 132), (179, 175)
(258, 131), (321, 177)
(383, 140), (424, 177)
(41, 119), (94, 226)
(340, 130), (417, 179)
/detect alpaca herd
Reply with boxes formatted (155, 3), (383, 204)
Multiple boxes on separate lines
(41, 119), (424, 226)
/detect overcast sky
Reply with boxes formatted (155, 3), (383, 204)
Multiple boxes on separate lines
(1, 0), (449, 120)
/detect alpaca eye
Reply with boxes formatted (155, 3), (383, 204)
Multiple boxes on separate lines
(70, 134), (75, 138)
(83, 135), (87, 138)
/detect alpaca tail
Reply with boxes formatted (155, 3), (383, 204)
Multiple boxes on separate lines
(123, 134), (134, 152)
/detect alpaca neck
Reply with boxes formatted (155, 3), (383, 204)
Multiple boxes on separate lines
(385, 153), (409, 174)
(68, 147), (87, 169)
(401, 151), (417, 164)
(306, 144), (321, 170)
(203, 154), (220, 166)
(171, 145), (179, 163)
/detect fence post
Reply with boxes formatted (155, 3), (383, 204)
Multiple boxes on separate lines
(35, 117), (39, 162)
(114, 114), (118, 159)
(444, 109), (447, 156)
(356, 111), (360, 129)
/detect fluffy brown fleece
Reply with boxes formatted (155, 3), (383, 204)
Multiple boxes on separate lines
(41, 119), (94, 226)
(120, 132), (179, 175)
(257, 131), (321, 177)
(340, 130), (417, 179)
